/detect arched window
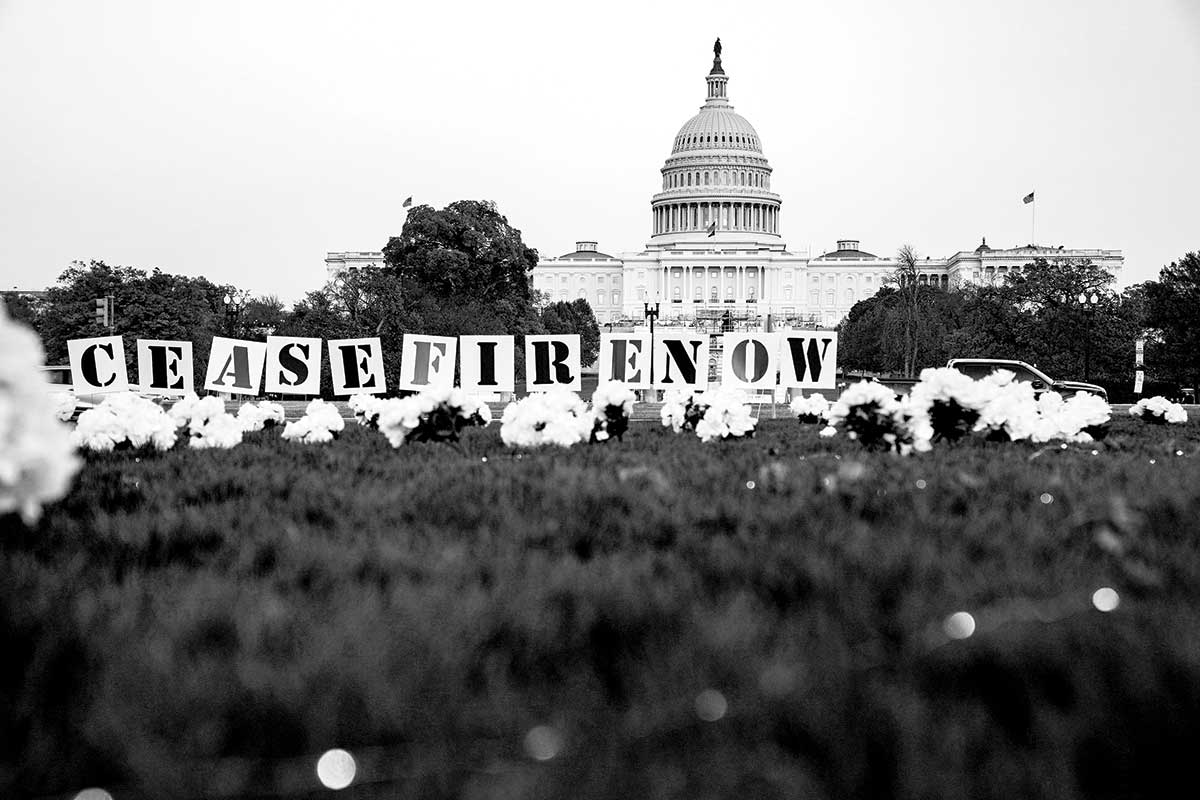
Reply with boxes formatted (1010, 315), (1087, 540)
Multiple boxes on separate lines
(748, 286), (756, 301)
(826, 290), (835, 306)
(694, 285), (703, 300)
(579, 288), (587, 299)
(704, 171), (709, 184)
(845, 289), (854, 305)
(726, 285), (734, 301)
(612, 292), (619, 305)
(673, 286), (681, 302)
(597, 291), (605, 306)
(710, 286), (718, 301)
(810, 290), (819, 306)
(687, 173), (692, 186)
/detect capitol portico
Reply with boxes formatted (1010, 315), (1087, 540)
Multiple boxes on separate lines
(328, 41), (1123, 329)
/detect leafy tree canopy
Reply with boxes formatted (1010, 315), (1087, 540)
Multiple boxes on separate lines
(539, 298), (601, 366)
(382, 200), (538, 306)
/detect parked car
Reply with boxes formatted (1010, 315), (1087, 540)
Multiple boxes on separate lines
(946, 358), (1108, 401)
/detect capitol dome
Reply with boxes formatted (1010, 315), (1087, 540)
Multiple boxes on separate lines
(650, 40), (782, 245)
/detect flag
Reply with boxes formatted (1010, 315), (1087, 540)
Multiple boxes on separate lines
(1023, 191), (1035, 204)
(402, 196), (413, 208)
(706, 221), (717, 237)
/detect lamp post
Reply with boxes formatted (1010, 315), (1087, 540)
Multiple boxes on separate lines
(644, 300), (660, 400)
(1077, 291), (1100, 382)
(223, 291), (247, 336)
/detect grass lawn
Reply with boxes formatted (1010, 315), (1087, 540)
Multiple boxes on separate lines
(4, 416), (1200, 799)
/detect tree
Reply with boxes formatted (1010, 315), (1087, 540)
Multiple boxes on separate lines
(382, 200), (539, 308)
(540, 298), (601, 366)
(838, 285), (963, 375)
(1143, 252), (1200, 390)
(886, 245), (928, 376)
(34, 261), (230, 389)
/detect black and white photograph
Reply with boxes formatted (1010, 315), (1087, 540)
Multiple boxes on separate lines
(2, 1), (1200, 798)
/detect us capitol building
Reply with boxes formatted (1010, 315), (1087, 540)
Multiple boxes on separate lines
(327, 41), (1123, 329)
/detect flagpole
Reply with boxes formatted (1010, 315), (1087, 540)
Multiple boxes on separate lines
(1031, 195), (1036, 245)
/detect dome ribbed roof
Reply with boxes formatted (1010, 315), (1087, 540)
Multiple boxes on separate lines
(672, 110), (762, 154)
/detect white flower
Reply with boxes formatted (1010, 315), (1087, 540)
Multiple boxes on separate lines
(235, 400), (286, 432)
(789, 393), (830, 422)
(168, 393), (225, 428)
(660, 389), (695, 433)
(500, 389), (591, 448)
(907, 367), (991, 442)
(0, 306), (80, 523)
(74, 393), (178, 452)
(374, 387), (491, 447)
(824, 381), (928, 455)
(281, 399), (345, 444)
(591, 382), (637, 442)
(974, 371), (1039, 441)
(349, 393), (388, 428)
(1130, 395), (1187, 424)
(692, 386), (758, 442)
(49, 391), (77, 422)
(189, 412), (244, 449)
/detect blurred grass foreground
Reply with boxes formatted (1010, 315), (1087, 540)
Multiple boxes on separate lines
(4, 417), (1200, 799)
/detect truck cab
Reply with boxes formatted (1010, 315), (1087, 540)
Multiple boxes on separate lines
(946, 358), (1108, 401)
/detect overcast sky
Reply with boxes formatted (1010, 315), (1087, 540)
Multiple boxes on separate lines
(2, 0), (1197, 303)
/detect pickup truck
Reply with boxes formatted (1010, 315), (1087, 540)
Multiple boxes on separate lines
(946, 358), (1108, 401)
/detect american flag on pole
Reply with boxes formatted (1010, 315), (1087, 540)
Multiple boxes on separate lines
(706, 221), (717, 237)
(1023, 191), (1035, 204)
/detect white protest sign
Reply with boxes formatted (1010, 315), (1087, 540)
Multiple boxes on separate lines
(204, 337), (267, 396)
(720, 333), (779, 390)
(599, 333), (651, 388)
(136, 339), (193, 396)
(1134, 369), (1145, 395)
(396, 334), (457, 392)
(652, 332), (709, 390)
(265, 336), (322, 395)
(778, 331), (838, 390)
(67, 336), (129, 393)
(524, 334), (582, 391)
(328, 337), (388, 395)
(459, 335), (515, 393)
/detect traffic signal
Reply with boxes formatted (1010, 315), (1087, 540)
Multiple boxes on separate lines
(94, 297), (112, 328)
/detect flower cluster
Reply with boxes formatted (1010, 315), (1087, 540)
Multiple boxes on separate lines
(500, 389), (592, 448)
(168, 393), (244, 450)
(661, 387), (757, 443)
(821, 381), (932, 455)
(0, 308), (80, 522)
(349, 394), (388, 428)
(236, 400), (286, 432)
(49, 391), (77, 422)
(74, 393), (178, 453)
(281, 399), (345, 444)
(590, 382), (637, 442)
(821, 371), (1114, 454)
(376, 388), (491, 447)
(1129, 395), (1187, 425)
(907, 367), (989, 442)
(789, 393), (830, 424)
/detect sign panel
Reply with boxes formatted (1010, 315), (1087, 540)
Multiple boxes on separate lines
(136, 339), (193, 395)
(524, 334), (582, 391)
(459, 335), (515, 393)
(328, 337), (387, 395)
(720, 333), (779, 390)
(598, 333), (651, 388)
(652, 332), (709, 390)
(265, 336), (323, 395)
(67, 336), (129, 393)
(204, 338), (267, 396)
(779, 330), (839, 390)
(396, 334), (456, 392)
(1134, 369), (1145, 395)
